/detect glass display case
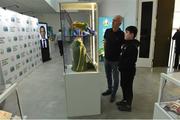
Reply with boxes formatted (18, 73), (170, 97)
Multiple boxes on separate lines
(153, 72), (180, 119)
(60, 2), (98, 74)
(60, 2), (101, 117)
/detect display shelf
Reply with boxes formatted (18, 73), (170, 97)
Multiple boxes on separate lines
(64, 65), (98, 75)
(153, 72), (180, 119)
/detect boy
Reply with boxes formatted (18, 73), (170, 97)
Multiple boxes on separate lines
(116, 26), (139, 111)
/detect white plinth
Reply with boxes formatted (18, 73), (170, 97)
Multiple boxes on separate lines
(64, 66), (101, 117)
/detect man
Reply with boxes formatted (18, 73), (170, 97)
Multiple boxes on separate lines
(102, 15), (124, 102)
(172, 28), (180, 69)
(55, 29), (63, 56)
(39, 26), (51, 62)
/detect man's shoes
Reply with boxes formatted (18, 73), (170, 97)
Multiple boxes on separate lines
(118, 104), (131, 112)
(116, 99), (127, 106)
(102, 89), (112, 96)
(110, 96), (116, 103)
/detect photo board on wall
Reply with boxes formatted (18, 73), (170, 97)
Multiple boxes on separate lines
(0, 7), (42, 89)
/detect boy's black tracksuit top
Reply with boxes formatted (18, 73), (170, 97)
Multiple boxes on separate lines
(118, 39), (140, 71)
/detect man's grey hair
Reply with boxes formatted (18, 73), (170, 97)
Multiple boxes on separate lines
(114, 15), (123, 20)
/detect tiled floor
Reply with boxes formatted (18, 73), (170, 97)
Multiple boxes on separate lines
(7, 50), (169, 119)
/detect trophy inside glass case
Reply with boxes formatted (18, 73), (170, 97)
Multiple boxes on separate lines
(60, 2), (98, 73)
(60, 3), (101, 117)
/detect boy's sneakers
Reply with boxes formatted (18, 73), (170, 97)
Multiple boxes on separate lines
(102, 89), (112, 96)
(116, 99), (131, 112)
(116, 99), (127, 106)
(118, 104), (131, 112)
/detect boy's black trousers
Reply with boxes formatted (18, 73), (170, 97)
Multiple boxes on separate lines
(120, 68), (136, 106)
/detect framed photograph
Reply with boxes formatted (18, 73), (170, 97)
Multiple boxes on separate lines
(38, 22), (48, 40)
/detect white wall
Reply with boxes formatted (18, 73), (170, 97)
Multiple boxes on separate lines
(98, 0), (137, 28)
(44, 0), (78, 12)
(34, 12), (90, 35)
(173, 0), (180, 29)
(35, 0), (138, 33)
(35, 13), (60, 34)
(44, 0), (60, 12)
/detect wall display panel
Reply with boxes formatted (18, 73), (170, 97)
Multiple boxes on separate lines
(0, 7), (42, 89)
(98, 17), (124, 61)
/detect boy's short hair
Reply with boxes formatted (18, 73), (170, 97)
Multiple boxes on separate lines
(126, 26), (138, 38)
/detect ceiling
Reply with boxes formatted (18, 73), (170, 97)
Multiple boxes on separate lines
(0, 0), (98, 16)
(0, 0), (56, 16)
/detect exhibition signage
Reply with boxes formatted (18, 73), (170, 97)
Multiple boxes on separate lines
(0, 7), (42, 87)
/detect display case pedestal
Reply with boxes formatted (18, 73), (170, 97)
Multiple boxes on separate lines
(64, 66), (101, 117)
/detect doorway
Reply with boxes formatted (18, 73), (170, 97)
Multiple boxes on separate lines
(136, 0), (157, 67)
